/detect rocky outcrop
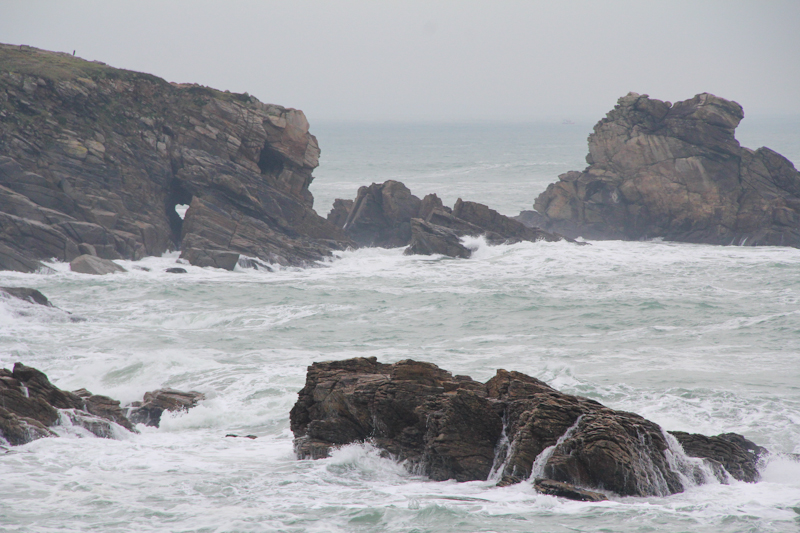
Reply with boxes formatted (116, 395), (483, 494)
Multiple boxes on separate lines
(530, 92), (800, 245)
(127, 388), (205, 427)
(332, 180), (574, 257)
(0, 363), (204, 445)
(290, 357), (765, 498)
(0, 363), (133, 445)
(0, 43), (350, 271)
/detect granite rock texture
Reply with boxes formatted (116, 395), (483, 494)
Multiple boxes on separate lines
(531, 92), (800, 245)
(0, 44), (349, 271)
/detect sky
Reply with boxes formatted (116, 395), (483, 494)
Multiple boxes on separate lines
(2, 1), (800, 122)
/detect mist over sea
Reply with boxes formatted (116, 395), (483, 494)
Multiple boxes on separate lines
(2, 119), (800, 532)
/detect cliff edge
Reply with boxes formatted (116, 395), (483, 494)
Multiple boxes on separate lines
(0, 43), (350, 272)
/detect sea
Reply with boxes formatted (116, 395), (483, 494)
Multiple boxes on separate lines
(1, 117), (799, 532)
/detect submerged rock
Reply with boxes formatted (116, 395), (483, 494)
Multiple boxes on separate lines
(530, 92), (800, 246)
(0, 286), (53, 306)
(127, 388), (205, 427)
(290, 357), (765, 498)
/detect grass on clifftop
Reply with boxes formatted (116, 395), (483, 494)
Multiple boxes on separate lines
(0, 43), (165, 84)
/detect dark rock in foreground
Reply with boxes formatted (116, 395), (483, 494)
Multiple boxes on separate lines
(290, 357), (765, 498)
(530, 92), (800, 246)
(534, 478), (608, 502)
(0, 286), (52, 306)
(331, 180), (576, 258)
(0, 363), (204, 445)
(0, 43), (351, 272)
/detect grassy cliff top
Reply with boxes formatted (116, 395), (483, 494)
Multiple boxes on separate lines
(0, 43), (165, 84)
(0, 43), (260, 106)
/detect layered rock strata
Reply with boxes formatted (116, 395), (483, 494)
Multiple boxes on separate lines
(290, 357), (765, 498)
(529, 92), (800, 245)
(0, 43), (349, 271)
(330, 180), (573, 257)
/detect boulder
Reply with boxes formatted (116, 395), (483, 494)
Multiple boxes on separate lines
(0, 44), (351, 272)
(165, 267), (187, 274)
(291, 357), (765, 497)
(69, 254), (127, 275)
(127, 388), (205, 427)
(404, 218), (472, 258)
(530, 92), (800, 246)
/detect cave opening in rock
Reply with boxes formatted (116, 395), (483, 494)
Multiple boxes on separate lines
(165, 181), (193, 248)
(258, 144), (285, 176)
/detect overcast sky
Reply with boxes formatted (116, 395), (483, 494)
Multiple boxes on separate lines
(2, 1), (799, 122)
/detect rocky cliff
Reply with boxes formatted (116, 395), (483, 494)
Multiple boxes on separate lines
(0, 43), (350, 271)
(528, 92), (800, 245)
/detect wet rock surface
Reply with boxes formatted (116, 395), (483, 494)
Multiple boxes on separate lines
(0, 363), (204, 445)
(333, 180), (573, 257)
(127, 388), (205, 427)
(0, 44), (350, 271)
(291, 357), (765, 498)
(530, 92), (800, 246)
(69, 254), (127, 275)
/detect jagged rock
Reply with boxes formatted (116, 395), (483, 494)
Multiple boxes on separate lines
(0, 286), (52, 306)
(290, 358), (764, 497)
(404, 218), (472, 258)
(531, 92), (800, 246)
(669, 431), (766, 483)
(533, 478), (608, 502)
(179, 247), (238, 271)
(69, 254), (127, 275)
(127, 388), (205, 427)
(334, 181), (572, 251)
(0, 44), (351, 272)
(341, 181), (421, 247)
(326, 198), (353, 228)
(0, 363), (135, 445)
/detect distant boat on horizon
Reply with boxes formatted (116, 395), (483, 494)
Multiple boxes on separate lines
(562, 119), (575, 125)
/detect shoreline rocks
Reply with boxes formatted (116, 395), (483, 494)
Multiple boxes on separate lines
(290, 357), (765, 499)
(0, 363), (203, 446)
(529, 92), (800, 246)
(329, 180), (577, 258)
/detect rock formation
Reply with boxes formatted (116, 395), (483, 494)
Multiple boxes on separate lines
(291, 357), (765, 499)
(528, 92), (800, 246)
(0, 363), (204, 445)
(330, 180), (574, 257)
(128, 388), (205, 427)
(0, 43), (350, 272)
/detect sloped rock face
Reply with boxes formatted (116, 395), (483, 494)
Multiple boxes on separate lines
(0, 44), (349, 271)
(333, 180), (572, 256)
(290, 357), (765, 497)
(531, 92), (800, 245)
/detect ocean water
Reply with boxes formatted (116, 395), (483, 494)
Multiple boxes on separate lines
(1, 119), (800, 532)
